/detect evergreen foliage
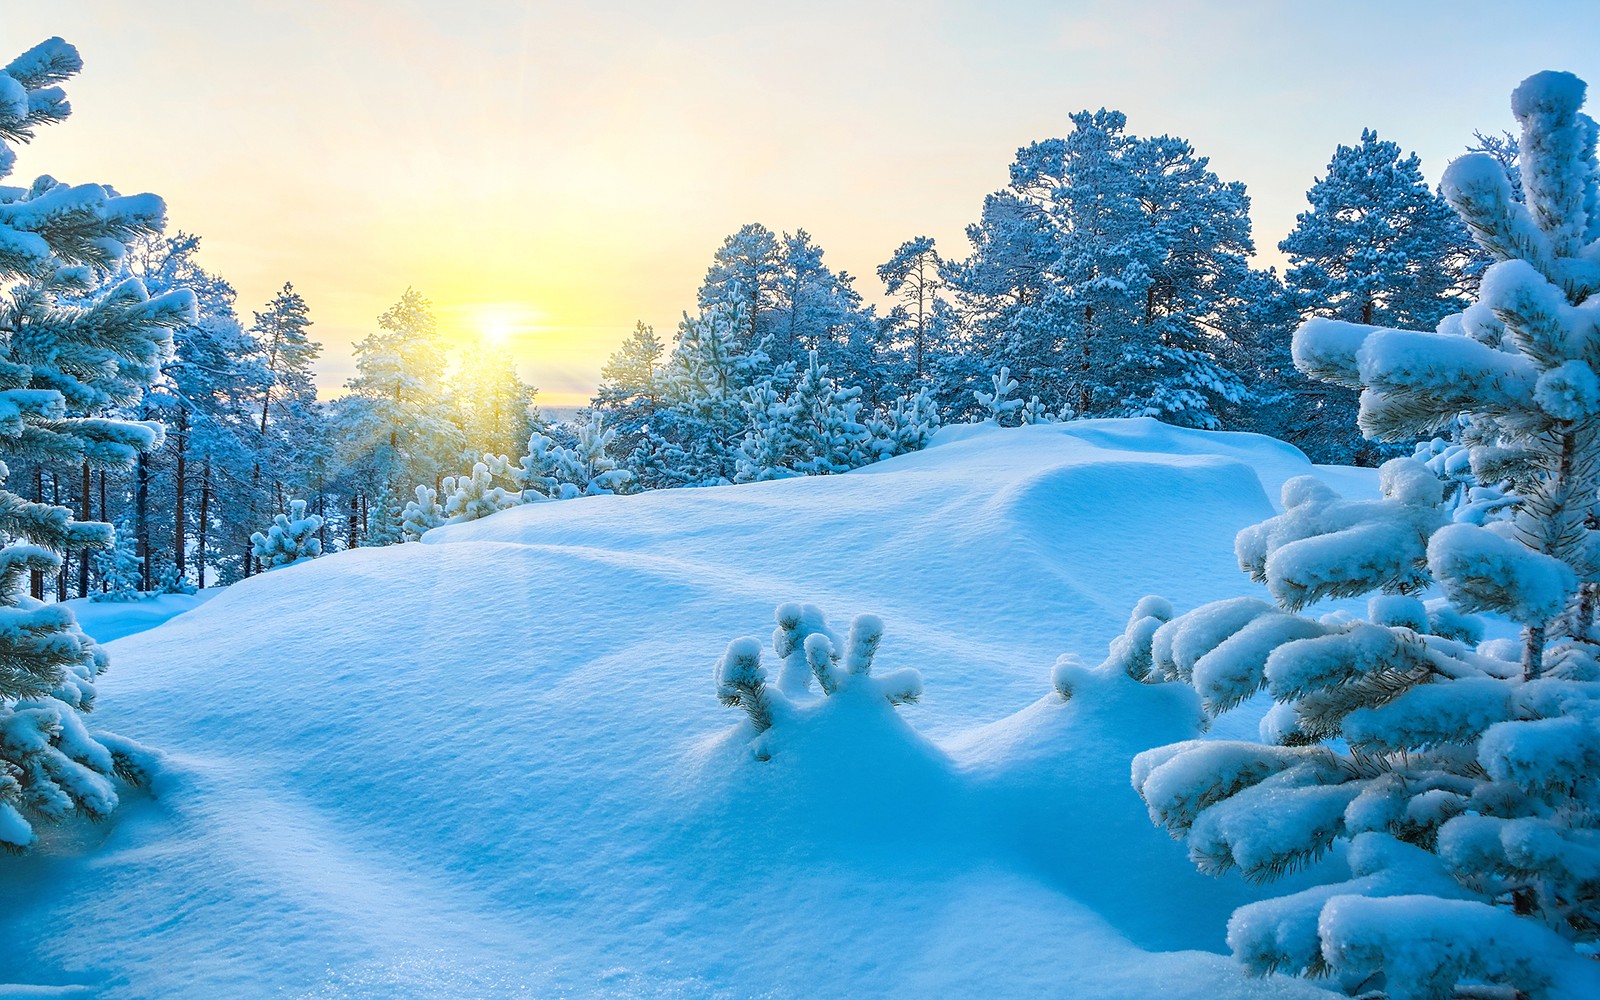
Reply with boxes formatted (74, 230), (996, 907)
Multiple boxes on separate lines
(89, 518), (143, 603)
(716, 605), (923, 760)
(442, 458), (518, 523)
(973, 366), (1023, 425)
(1277, 129), (1480, 464)
(1114, 72), (1600, 999)
(944, 110), (1258, 430)
(249, 498), (323, 569)
(399, 484), (443, 541)
(592, 321), (662, 459)
(0, 37), (184, 850)
(335, 289), (461, 543)
(631, 302), (766, 488)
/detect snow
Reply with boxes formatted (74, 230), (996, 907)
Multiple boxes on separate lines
(60, 592), (219, 645)
(1428, 522), (1577, 624)
(1, 419), (1380, 998)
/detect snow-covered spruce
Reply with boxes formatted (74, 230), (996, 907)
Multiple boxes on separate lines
(0, 37), (188, 850)
(1106, 72), (1600, 999)
(715, 605), (922, 759)
(249, 498), (324, 569)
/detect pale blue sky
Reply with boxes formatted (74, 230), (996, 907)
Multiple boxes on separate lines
(8, 1), (1598, 402)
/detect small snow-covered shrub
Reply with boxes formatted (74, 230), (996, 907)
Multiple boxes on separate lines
(250, 498), (323, 569)
(517, 413), (634, 500)
(1111, 72), (1600, 999)
(972, 365), (1022, 425)
(442, 457), (519, 523)
(714, 604), (923, 759)
(400, 484), (444, 541)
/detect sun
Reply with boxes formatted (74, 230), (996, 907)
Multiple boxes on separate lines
(483, 318), (512, 346)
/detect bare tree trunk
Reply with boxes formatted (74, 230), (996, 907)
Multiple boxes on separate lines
(78, 459), (90, 598)
(51, 471), (66, 602)
(30, 465), (44, 600)
(1079, 305), (1095, 416)
(317, 489), (328, 552)
(198, 459), (211, 589)
(136, 447), (151, 592)
(173, 406), (188, 582)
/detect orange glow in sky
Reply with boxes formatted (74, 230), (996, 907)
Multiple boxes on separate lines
(9, 1), (1597, 406)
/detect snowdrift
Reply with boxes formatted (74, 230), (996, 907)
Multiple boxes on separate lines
(0, 419), (1366, 999)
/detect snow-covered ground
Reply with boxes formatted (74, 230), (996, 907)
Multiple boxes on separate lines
(1, 419), (1382, 999)
(62, 591), (222, 645)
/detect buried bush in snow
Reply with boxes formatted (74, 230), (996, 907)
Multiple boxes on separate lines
(1107, 72), (1600, 999)
(715, 605), (922, 759)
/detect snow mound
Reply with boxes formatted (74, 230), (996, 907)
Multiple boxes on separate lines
(1, 419), (1352, 998)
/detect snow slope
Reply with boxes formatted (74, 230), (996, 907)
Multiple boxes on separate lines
(1, 419), (1376, 999)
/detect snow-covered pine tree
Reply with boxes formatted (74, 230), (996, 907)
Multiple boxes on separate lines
(877, 236), (944, 383)
(0, 37), (191, 849)
(360, 478), (405, 547)
(251, 282), (318, 443)
(336, 289), (463, 526)
(697, 223), (781, 350)
(770, 229), (874, 372)
(513, 428), (565, 500)
(400, 484), (443, 541)
(591, 321), (663, 459)
(446, 341), (538, 467)
(1278, 129), (1480, 465)
(866, 387), (942, 458)
(1020, 395), (1060, 424)
(1116, 72), (1600, 999)
(124, 231), (274, 591)
(945, 111), (1256, 428)
(734, 379), (801, 482)
(249, 498), (323, 569)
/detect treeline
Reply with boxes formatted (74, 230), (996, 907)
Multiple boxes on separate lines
(587, 117), (1497, 481)
(11, 102), (1507, 601)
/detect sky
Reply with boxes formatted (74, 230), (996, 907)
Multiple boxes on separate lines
(8, 1), (1599, 405)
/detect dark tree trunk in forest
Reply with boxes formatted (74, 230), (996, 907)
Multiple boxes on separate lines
(30, 465), (44, 600)
(79, 460), (91, 598)
(317, 490), (328, 552)
(51, 471), (65, 602)
(174, 406), (188, 581)
(136, 447), (151, 592)
(1079, 305), (1095, 416)
(198, 460), (211, 589)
